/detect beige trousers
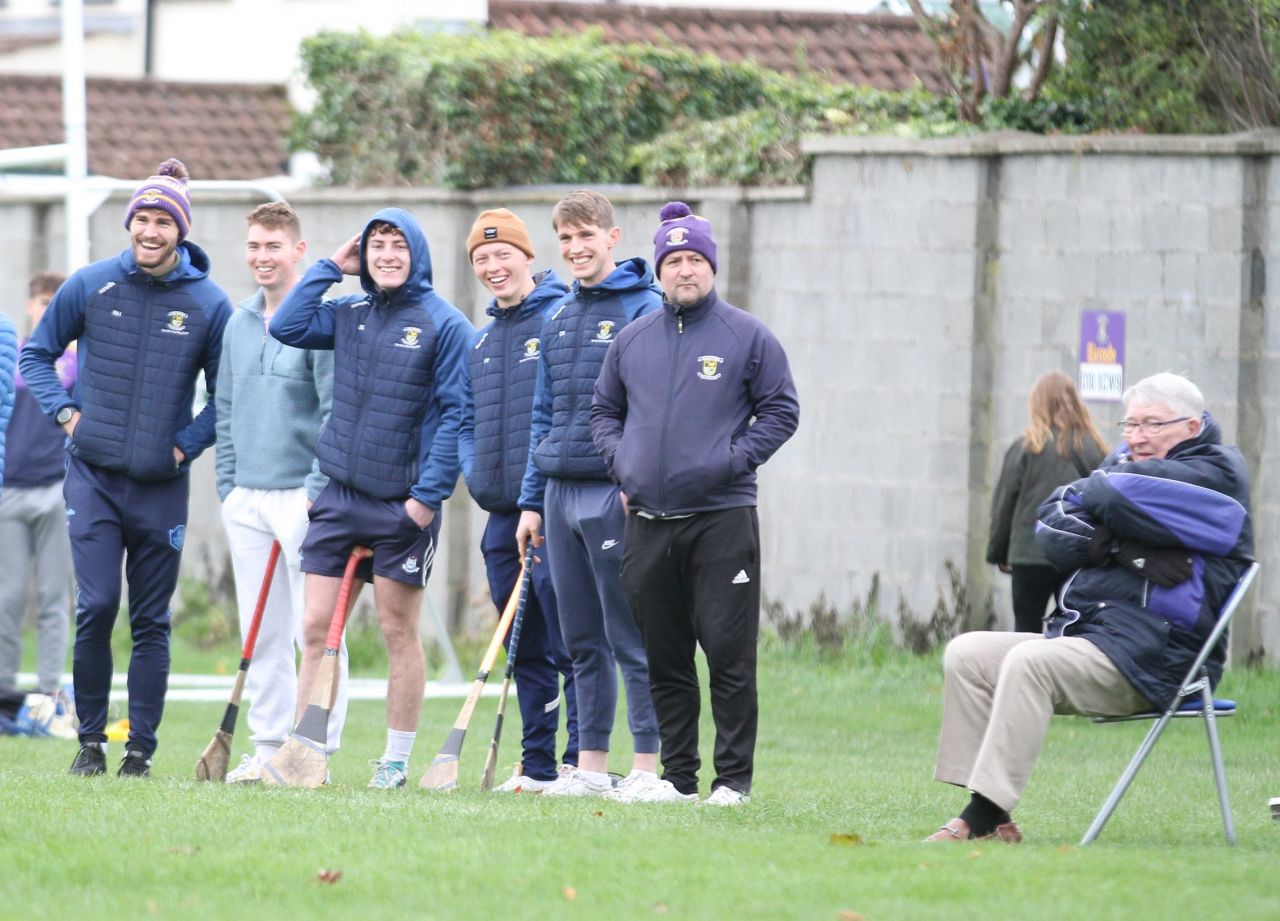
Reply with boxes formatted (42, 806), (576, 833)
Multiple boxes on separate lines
(933, 631), (1150, 813)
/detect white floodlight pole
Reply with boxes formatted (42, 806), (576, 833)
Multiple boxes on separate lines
(62, 0), (90, 271)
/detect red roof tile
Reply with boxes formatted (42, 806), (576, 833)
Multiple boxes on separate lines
(0, 74), (292, 180)
(489, 0), (945, 93)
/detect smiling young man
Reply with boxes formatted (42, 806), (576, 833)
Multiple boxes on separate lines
(268, 208), (471, 789)
(459, 208), (578, 792)
(214, 202), (346, 783)
(926, 372), (1252, 843)
(515, 190), (662, 797)
(591, 202), (799, 805)
(20, 158), (232, 777)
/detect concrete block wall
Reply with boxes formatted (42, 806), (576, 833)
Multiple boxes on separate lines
(5, 130), (1280, 660)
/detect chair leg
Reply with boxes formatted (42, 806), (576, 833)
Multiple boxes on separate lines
(1200, 688), (1237, 845)
(1081, 713), (1175, 845)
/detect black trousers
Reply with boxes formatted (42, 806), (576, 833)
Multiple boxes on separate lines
(620, 507), (760, 795)
(1010, 564), (1063, 633)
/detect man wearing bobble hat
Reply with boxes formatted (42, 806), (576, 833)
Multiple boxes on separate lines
(591, 202), (799, 805)
(21, 158), (232, 778)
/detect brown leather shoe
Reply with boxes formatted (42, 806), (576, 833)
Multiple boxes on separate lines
(975, 821), (1022, 843)
(924, 818), (971, 842)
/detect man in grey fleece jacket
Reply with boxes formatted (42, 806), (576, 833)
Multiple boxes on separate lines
(214, 202), (347, 782)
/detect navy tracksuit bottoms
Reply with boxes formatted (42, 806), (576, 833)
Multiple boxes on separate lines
(543, 478), (658, 754)
(63, 456), (188, 756)
(481, 509), (579, 780)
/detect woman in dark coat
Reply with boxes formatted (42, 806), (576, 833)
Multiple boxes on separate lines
(987, 372), (1109, 632)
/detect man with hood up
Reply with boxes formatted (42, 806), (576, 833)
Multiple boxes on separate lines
(20, 158), (232, 778)
(269, 208), (472, 789)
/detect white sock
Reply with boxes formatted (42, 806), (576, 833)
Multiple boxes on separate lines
(580, 769), (610, 785)
(382, 729), (415, 765)
(255, 742), (282, 762)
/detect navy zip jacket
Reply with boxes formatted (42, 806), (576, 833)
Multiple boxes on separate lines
(591, 289), (799, 516)
(0, 314), (14, 495)
(460, 270), (568, 513)
(19, 242), (231, 481)
(517, 258), (661, 512)
(1035, 413), (1252, 708)
(270, 208), (472, 508)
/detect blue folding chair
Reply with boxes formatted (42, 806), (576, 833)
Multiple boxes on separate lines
(1081, 561), (1260, 846)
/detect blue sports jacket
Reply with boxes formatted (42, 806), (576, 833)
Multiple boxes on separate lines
(270, 208), (472, 508)
(0, 314), (15, 496)
(19, 243), (231, 481)
(517, 258), (661, 512)
(591, 289), (799, 516)
(460, 269), (568, 513)
(1035, 413), (1253, 708)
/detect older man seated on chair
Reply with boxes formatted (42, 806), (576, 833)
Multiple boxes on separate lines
(926, 372), (1253, 843)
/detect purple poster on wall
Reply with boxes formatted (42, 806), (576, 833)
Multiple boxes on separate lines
(1078, 310), (1125, 402)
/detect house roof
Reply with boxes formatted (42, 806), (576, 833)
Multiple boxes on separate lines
(488, 0), (945, 93)
(0, 74), (292, 180)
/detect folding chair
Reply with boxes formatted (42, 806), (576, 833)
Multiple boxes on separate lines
(1080, 561), (1259, 846)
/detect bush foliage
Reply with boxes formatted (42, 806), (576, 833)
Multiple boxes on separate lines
(295, 9), (1280, 191)
(1052, 0), (1280, 134)
(295, 27), (965, 189)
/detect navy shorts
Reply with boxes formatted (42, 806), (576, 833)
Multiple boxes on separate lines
(300, 482), (441, 586)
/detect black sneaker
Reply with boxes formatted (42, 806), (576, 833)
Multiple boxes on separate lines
(69, 744), (107, 776)
(118, 750), (152, 778)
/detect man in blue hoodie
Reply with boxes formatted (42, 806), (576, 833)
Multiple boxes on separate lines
(592, 202), (800, 805)
(215, 202), (346, 783)
(515, 190), (661, 797)
(269, 208), (471, 789)
(459, 208), (578, 793)
(20, 158), (232, 777)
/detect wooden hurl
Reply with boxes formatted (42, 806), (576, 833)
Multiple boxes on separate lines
(195, 540), (281, 782)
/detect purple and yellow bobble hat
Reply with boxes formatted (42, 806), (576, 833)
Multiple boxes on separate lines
(653, 201), (717, 274)
(123, 158), (192, 241)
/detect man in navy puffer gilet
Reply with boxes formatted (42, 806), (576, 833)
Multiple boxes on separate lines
(269, 208), (471, 786)
(20, 159), (232, 775)
(459, 207), (578, 789)
(513, 190), (660, 795)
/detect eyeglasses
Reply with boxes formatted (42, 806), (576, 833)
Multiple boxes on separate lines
(1118, 417), (1190, 435)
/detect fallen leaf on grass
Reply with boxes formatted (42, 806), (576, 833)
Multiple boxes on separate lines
(653, 903), (669, 914)
(968, 850), (982, 859)
(593, 811), (604, 817)
(829, 833), (863, 847)
(563, 886), (578, 902)
(167, 845), (201, 856)
(146, 900), (161, 916)
(838, 912), (866, 921)
(1056, 845), (1076, 855)
(316, 869), (343, 884)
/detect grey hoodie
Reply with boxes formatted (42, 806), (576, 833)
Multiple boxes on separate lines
(215, 288), (333, 501)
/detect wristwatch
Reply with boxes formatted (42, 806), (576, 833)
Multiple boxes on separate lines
(56, 406), (76, 426)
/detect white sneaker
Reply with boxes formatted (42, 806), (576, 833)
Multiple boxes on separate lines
(702, 785), (750, 807)
(494, 773), (556, 793)
(607, 774), (697, 804)
(542, 768), (612, 797)
(226, 754), (263, 784)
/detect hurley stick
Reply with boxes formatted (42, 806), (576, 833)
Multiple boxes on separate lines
(419, 562), (526, 791)
(480, 545), (536, 790)
(195, 540), (281, 782)
(261, 546), (370, 788)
